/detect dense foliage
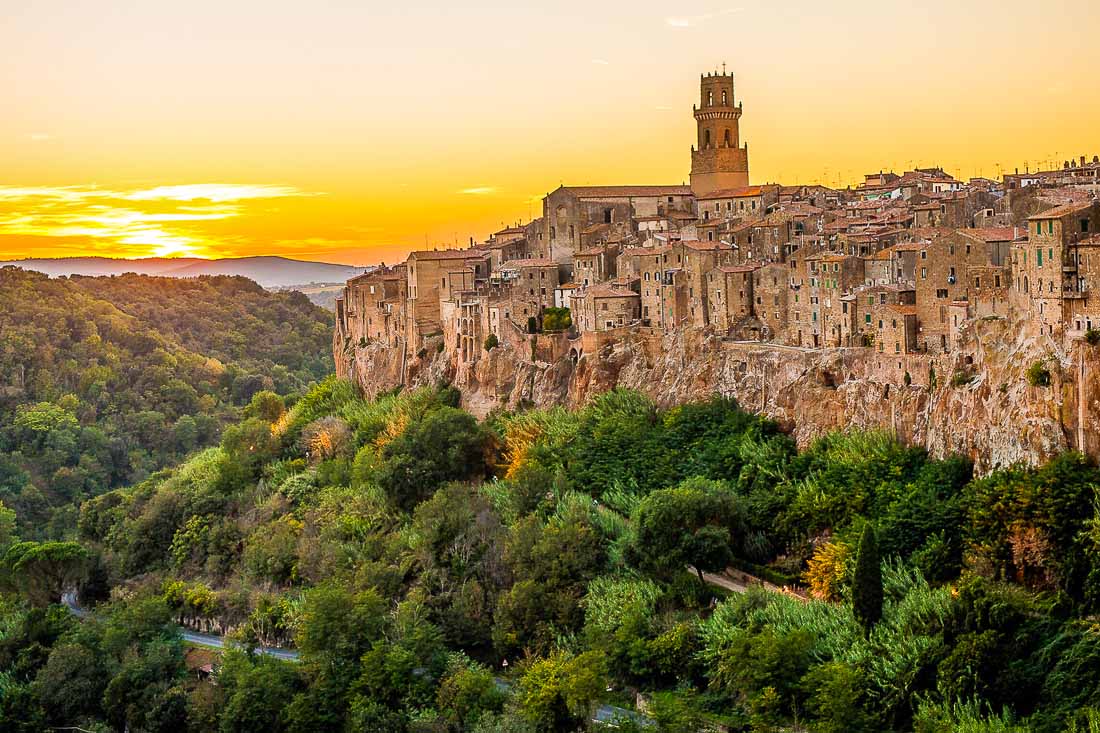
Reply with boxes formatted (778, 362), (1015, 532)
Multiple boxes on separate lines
(0, 268), (334, 538)
(4, 381), (1100, 731)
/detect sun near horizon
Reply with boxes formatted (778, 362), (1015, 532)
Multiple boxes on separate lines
(3, 0), (1099, 267)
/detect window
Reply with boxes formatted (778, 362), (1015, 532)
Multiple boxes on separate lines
(1048, 221), (1054, 235)
(1037, 249), (1043, 266)
(921, 267), (927, 279)
(1082, 219), (1091, 233)
(707, 91), (713, 106)
(921, 250), (927, 259)
(936, 289), (948, 298)
(721, 90), (728, 105)
(723, 129), (731, 146)
(1036, 222), (1042, 235)
(604, 208), (612, 224)
(865, 313), (871, 324)
(975, 277), (981, 288)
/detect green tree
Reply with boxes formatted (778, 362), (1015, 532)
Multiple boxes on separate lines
(630, 477), (738, 581)
(374, 407), (487, 511)
(852, 524), (883, 634)
(2, 541), (89, 606)
(516, 650), (607, 732)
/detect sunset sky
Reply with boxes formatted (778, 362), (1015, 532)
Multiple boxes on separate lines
(3, 0), (1098, 266)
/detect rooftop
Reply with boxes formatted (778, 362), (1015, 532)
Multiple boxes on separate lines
(557, 184), (692, 199)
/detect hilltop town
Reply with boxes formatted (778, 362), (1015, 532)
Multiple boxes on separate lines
(334, 70), (1100, 467)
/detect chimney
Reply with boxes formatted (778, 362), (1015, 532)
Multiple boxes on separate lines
(1082, 155), (1087, 167)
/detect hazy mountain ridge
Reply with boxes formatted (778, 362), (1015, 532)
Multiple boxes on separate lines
(0, 255), (370, 288)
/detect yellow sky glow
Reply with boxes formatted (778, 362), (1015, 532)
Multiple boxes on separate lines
(2, 0), (1098, 265)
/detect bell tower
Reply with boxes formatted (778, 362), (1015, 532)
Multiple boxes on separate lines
(689, 70), (750, 196)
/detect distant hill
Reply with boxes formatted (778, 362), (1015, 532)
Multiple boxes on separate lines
(0, 255), (369, 288)
(0, 268), (336, 539)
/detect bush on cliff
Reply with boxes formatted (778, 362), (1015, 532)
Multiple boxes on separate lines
(1026, 360), (1051, 387)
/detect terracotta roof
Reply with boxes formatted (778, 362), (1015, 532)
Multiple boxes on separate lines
(408, 249), (487, 261)
(494, 226), (525, 235)
(886, 304), (918, 316)
(962, 227), (1023, 243)
(559, 185), (692, 198)
(574, 247), (608, 257)
(582, 222), (610, 235)
(588, 283), (640, 298)
(1029, 201), (1096, 219)
(624, 245), (671, 257)
(681, 240), (726, 251)
(500, 258), (557, 268)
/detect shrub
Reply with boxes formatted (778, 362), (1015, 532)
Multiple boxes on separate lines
(526, 316), (538, 334)
(484, 334), (499, 351)
(951, 370), (972, 388)
(542, 307), (572, 332)
(1026, 360), (1051, 387)
(1086, 329), (1100, 346)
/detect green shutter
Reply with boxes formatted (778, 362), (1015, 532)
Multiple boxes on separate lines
(1037, 249), (1042, 266)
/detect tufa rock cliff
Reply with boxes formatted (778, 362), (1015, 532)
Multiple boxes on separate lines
(336, 315), (1100, 473)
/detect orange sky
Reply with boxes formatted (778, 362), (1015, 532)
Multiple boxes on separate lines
(3, 0), (1098, 266)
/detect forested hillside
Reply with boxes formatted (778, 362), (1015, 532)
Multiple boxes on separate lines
(3, 381), (1100, 731)
(0, 268), (333, 538)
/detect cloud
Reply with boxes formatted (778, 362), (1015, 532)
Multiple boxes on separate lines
(0, 183), (322, 259)
(665, 7), (743, 28)
(27, 133), (51, 142)
(591, 58), (610, 65)
(458, 186), (497, 195)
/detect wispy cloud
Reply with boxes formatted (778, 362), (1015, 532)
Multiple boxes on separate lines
(27, 133), (51, 142)
(591, 58), (610, 65)
(458, 186), (497, 195)
(665, 7), (743, 27)
(0, 183), (319, 259)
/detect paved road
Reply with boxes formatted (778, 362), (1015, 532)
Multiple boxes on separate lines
(694, 568), (751, 594)
(61, 591), (301, 662)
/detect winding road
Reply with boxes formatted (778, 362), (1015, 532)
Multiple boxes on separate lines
(61, 591), (301, 662)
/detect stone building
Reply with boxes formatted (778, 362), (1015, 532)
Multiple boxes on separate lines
(571, 281), (642, 332)
(573, 245), (619, 287)
(405, 249), (489, 340)
(541, 185), (693, 264)
(1014, 201), (1100, 338)
(706, 265), (758, 333)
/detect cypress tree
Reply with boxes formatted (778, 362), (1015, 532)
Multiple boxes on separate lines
(852, 523), (883, 635)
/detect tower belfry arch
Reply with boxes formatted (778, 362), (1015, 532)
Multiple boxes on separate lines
(689, 70), (750, 196)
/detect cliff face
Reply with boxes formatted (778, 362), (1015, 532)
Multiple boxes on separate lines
(336, 316), (1099, 472)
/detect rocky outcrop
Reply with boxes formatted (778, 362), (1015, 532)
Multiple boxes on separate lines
(336, 315), (1099, 472)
